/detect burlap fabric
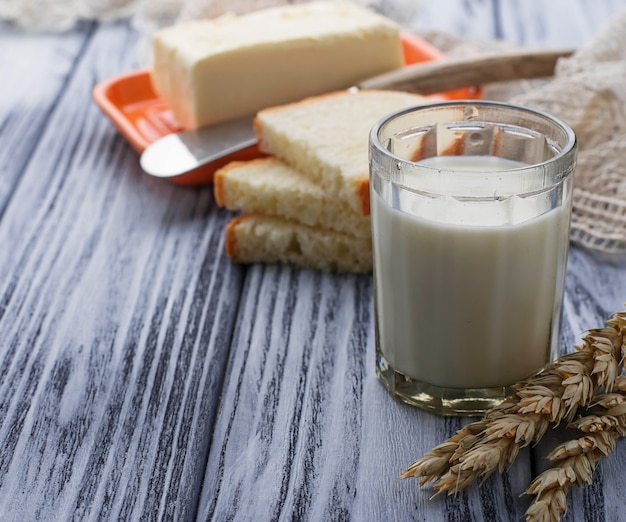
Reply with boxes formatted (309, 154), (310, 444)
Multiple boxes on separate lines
(511, 13), (626, 260)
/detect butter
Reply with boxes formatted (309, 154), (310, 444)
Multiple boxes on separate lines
(151, 2), (404, 129)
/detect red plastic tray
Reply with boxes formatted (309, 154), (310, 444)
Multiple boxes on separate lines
(93, 33), (481, 185)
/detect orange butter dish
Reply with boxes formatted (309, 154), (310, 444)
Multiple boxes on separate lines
(92, 32), (481, 186)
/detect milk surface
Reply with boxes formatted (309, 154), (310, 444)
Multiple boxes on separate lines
(372, 155), (570, 389)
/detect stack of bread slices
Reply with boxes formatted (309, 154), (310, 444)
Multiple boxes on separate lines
(150, 1), (431, 273)
(214, 89), (428, 273)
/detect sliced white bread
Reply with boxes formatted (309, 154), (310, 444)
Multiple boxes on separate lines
(214, 157), (371, 238)
(254, 89), (428, 215)
(225, 214), (372, 273)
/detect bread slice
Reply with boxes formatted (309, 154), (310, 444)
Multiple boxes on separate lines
(254, 89), (428, 215)
(214, 157), (371, 238)
(225, 214), (372, 273)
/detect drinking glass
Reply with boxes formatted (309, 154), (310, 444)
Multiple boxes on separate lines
(370, 101), (577, 416)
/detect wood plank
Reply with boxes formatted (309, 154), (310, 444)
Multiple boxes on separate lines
(199, 1), (626, 520)
(1, 1), (624, 520)
(497, 0), (626, 47)
(198, 266), (531, 521)
(413, 0), (626, 48)
(531, 246), (626, 522)
(409, 0), (498, 38)
(0, 22), (91, 216)
(493, 1), (626, 520)
(0, 21), (242, 520)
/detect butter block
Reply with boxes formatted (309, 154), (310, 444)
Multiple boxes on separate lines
(151, 1), (404, 129)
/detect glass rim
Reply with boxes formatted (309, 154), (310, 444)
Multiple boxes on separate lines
(370, 99), (577, 174)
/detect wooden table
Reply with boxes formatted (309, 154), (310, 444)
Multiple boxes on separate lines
(1, 1), (626, 520)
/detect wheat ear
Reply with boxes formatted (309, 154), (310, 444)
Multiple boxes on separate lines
(525, 388), (626, 522)
(401, 311), (626, 497)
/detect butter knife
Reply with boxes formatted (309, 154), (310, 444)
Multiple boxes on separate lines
(140, 48), (572, 180)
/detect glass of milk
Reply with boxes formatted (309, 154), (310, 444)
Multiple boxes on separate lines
(369, 101), (577, 416)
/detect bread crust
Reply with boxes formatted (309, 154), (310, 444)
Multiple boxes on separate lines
(213, 165), (229, 207)
(252, 116), (264, 147)
(224, 213), (372, 272)
(256, 88), (406, 116)
(224, 213), (247, 262)
(356, 176), (370, 215)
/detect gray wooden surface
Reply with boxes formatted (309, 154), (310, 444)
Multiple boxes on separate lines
(1, 1), (626, 520)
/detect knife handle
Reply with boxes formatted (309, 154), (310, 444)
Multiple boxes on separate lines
(356, 48), (573, 94)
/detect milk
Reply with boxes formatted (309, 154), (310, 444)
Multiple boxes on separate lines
(371, 155), (570, 389)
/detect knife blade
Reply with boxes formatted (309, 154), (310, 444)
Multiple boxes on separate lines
(140, 47), (573, 180)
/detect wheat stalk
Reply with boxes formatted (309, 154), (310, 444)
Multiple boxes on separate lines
(401, 311), (626, 506)
(525, 388), (626, 521)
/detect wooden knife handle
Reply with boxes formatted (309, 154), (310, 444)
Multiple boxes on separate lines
(356, 48), (574, 94)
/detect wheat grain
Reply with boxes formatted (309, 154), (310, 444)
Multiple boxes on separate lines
(524, 391), (626, 521)
(399, 420), (489, 484)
